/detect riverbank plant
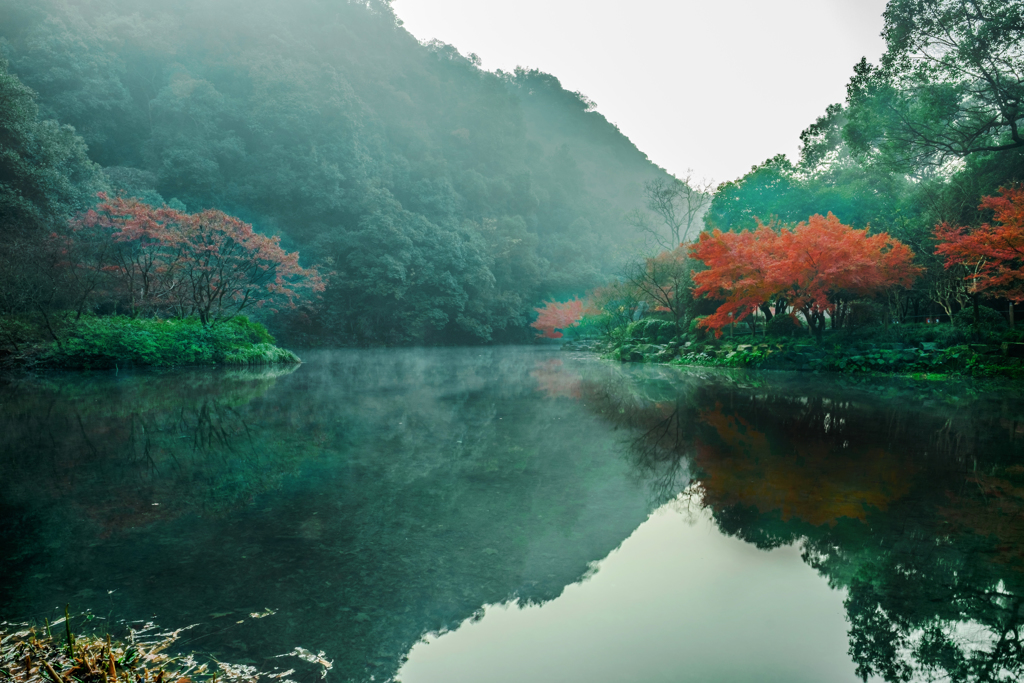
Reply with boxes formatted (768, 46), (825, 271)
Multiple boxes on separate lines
(1, 315), (299, 370)
(0, 620), (250, 683)
(564, 317), (1024, 379)
(0, 614), (331, 683)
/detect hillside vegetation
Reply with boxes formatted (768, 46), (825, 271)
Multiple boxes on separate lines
(0, 0), (667, 349)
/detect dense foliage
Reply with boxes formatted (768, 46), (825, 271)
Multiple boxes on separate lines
(936, 186), (1024, 302)
(72, 194), (323, 322)
(11, 315), (298, 368)
(701, 0), (1024, 330)
(0, 0), (667, 347)
(530, 297), (595, 339)
(691, 214), (919, 339)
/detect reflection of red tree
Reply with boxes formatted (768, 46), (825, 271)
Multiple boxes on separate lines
(694, 406), (913, 526)
(530, 359), (583, 400)
(942, 468), (1024, 571)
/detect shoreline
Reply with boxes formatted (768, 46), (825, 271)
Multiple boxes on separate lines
(562, 337), (1024, 380)
(1, 315), (301, 372)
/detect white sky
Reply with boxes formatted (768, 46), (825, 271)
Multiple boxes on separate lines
(391, 0), (890, 184)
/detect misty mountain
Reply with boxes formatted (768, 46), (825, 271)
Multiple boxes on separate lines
(0, 0), (669, 344)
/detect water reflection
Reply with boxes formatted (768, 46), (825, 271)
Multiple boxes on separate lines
(542, 360), (1024, 683)
(0, 366), (305, 532)
(0, 349), (652, 682)
(2, 351), (1022, 682)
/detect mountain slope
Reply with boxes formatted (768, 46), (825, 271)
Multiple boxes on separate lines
(0, 0), (669, 343)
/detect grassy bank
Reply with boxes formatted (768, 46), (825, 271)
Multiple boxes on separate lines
(564, 314), (1024, 379)
(0, 617), (331, 683)
(0, 621), (245, 683)
(1, 315), (300, 370)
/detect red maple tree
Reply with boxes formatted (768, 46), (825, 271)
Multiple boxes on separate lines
(690, 213), (919, 340)
(74, 194), (323, 322)
(531, 297), (595, 339)
(935, 186), (1024, 302)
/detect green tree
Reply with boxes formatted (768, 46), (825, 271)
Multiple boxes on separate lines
(0, 57), (102, 241)
(846, 1), (1024, 171)
(0, 56), (105, 332)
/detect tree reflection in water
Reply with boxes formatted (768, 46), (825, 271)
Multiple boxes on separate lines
(0, 366), (306, 533)
(0, 350), (654, 683)
(534, 360), (1024, 683)
(3, 353), (1023, 683)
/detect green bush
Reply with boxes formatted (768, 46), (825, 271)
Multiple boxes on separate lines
(0, 316), (40, 351)
(846, 301), (886, 328)
(766, 314), (804, 338)
(224, 343), (301, 365)
(938, 327), (968, 346)
(624, 319), (645, 341)
(574, 313), (614, 339)
(644, 319), (675, 343)
(43, 316), (300, 369)
(687, 316), (710, 340)
(623, 318), (676, 343)
(952, 305), (1008, 338)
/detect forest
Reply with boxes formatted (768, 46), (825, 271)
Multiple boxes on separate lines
(538, 0), (1024, 377)
(0, 0), (667, 362)
(3, 0), (1024, 373)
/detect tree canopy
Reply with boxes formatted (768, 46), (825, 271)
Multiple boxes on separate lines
(691, 214), (919, 338)
(702, 0), (1024, 326)
(936, 186), (1024, 302)
(0, 0), (669, 344)
(847, 0), (1024, 168)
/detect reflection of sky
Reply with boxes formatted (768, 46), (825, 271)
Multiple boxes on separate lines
(400, 504), (866, 683)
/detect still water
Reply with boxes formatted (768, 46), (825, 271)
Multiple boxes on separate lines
(1, 348), (1022, 682)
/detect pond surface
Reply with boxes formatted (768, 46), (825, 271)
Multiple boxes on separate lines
(1, 348), (1022, 683)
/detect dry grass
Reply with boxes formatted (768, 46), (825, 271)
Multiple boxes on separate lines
(0, 613), (330, 683)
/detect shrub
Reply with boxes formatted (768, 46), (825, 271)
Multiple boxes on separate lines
(574, 312), (614, 339)
(43, 316), (299, 369)
(224, 343), (300, 365)
(938, 327), (968, 346)
(644, 319), (675, 343)
(623, 318), (675, 343)
(952, 305), (1008, 338)
(688, 316), (709, 339)
(846, 301), (886, 328)
(625, 319), (646, 341)
(766, 314), (804, 338)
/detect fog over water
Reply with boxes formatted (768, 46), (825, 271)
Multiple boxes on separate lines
(3, 349), (1022, 682)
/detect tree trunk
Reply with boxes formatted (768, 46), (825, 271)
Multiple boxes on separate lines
(37, 306), (64, 352)
(1010, 300), (1015, 329)
(972, 294), (980, 340)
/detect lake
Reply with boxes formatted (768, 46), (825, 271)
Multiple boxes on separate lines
(1, 348), (1022, 683)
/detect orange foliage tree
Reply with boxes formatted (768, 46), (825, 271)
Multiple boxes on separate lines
(73, 194), (323, 322)
(690, 213), (919, 340)
(530, 297), (595, 339)
(935, 186), (1024, 307)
